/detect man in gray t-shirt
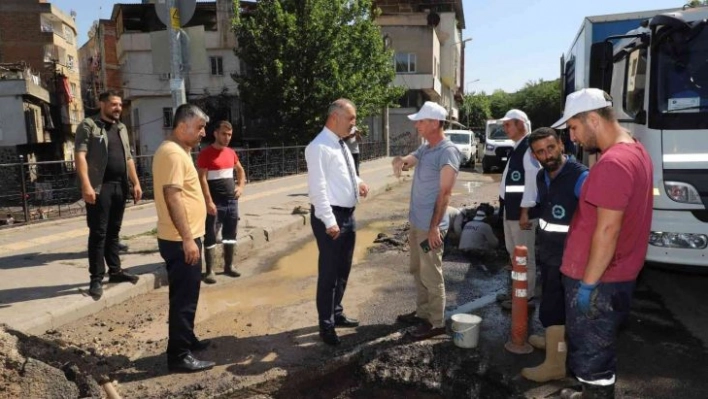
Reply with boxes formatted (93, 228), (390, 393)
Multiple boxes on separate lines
(392, 101), (461, 340)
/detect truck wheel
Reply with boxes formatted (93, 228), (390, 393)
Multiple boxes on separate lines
(482, 159), (491, 174)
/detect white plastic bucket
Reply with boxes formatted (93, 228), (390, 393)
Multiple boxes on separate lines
(451, 313), (482, 349)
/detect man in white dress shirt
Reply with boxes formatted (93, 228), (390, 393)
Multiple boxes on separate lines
(305, 99), (369, 346)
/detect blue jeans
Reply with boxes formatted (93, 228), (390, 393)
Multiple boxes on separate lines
(564, 276), (634, 382)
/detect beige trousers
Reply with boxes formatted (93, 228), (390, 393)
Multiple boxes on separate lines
(408, 227), (445, 328)
(503, 217), (539, 297)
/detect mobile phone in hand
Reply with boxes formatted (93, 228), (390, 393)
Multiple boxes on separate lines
(420, 239), (431, 253)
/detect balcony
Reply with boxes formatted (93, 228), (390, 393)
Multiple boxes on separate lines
(394, 74), (442, 99)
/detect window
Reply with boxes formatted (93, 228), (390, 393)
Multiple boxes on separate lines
(133, 108), (140, 132)
(63, 25), (74, 44)
(66, 55), (75, 71)
(163, 107), (173, 128)
(395, 53), (416, 73)
(624, 48), (647, 118)
(210, 56), (224, 76)
(70, 83), (78, 97)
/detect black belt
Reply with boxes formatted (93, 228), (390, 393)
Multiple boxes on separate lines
(331, 205), (355, 212)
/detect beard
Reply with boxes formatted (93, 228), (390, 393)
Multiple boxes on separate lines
(541, 154), (563, 172)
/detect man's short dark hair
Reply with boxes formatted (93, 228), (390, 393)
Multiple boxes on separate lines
(172, 104), (208, 129)
(98, 90), (121, 102)
(528, 127), (560, 147)
(215, 121), (232, 130)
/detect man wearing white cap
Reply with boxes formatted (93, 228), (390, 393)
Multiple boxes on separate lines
(458, 210), (498, 258)
(552, 88), (652, 399)
(392, 101), (461, 340)
(497, 109), (541, 309)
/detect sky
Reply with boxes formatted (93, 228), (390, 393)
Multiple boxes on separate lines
(53, 0), (685, 94)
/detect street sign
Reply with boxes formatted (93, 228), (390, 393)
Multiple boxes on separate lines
(154, 0), (196, 28)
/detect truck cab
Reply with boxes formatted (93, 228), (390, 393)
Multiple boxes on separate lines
(565, 6), (708, 268)
(481, 119), (514, 173)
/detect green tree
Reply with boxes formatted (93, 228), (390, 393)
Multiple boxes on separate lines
(459, 92), (490, 129)
(510, 79), (561, 128)
(233, 0), (403, 143)
(488, 89), (512, 119)
(687, 0), (708, 7)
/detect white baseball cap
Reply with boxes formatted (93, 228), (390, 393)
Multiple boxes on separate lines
(408, 101), (448, 121)
(552, 88), (613, 129)
(473, 210), (486, 221)
(499, 109), (529, 123)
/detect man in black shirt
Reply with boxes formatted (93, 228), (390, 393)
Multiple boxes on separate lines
(75, 91), (142, 299)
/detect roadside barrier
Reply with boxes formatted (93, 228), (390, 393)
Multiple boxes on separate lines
(504, 245), (533, 354)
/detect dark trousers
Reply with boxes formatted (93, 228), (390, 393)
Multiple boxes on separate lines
(352, 153), (360, 176)
(563, 276), (634, 382)
(539, 260), (565, 327)
(159, 238), (203, 360)
(86, 181), (126, 280)
(204, 199), (239, 247)
(311, 205), (356, 330)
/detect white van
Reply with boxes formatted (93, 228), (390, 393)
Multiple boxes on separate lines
(444, 129), (478, 167)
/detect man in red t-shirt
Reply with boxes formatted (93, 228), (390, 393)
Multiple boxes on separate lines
(196, 121), (246, 283)
(551, 89), (653, 399)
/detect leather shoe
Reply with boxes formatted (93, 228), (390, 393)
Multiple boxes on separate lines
(409, 322), (446, 340)
(88, 280), (103, 299)
(334, 315), (359, 328)
(108, 270), (139, 284)
(396, 311), (425, 325)
(191, 339), (211, 352)
(167, 354), (215, 373)
(319, 328), (341, 346)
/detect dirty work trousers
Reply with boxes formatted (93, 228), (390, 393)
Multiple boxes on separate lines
(503, 216), (538, 297)
(86, 181), (126, 280)
(311, 205), (356, 331)
(563, 276), (635, 384)
(539, 260), (565, 327)
(159, 238), (203, 361)
(408, 227), (446, 329)
(204, 199), (239, 249)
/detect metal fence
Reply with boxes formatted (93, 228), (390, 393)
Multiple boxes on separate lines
(0, 138), (419, 226)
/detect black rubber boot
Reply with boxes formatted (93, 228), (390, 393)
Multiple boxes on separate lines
(223, 244), (240, 277)
(203, 247), (217, 284)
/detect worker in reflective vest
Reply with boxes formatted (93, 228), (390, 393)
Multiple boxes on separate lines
(497, 109), (541, 309)
(521, 127), (588, 383)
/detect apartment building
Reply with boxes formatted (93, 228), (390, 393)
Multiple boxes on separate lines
(78, 19), (122, 111)
(374, 0), (467, 137)
(111, 0), (246, 156)
(0, 0), (84, 161)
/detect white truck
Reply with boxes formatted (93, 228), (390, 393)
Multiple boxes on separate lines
(561, 6), (708, 268)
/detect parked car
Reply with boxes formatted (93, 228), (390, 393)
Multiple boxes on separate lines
(444, 129), (478, 167)
(482, 120), (515, 173)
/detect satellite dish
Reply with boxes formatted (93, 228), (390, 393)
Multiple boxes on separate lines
(154, 0), (196, 28)
(427, 11), (440, 27)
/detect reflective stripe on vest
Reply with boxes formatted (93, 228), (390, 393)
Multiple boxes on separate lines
(505, 185), (524, 193)
(539, 218), (569, 233)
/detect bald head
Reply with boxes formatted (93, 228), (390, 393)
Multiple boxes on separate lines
(325, 98), (357, 138)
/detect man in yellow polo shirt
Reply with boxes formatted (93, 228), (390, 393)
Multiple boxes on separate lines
(153, 104), (214, 373)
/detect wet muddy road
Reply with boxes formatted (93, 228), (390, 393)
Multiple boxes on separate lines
(45, 168), (708, 398)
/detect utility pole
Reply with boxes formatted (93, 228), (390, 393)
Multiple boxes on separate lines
(167, 0), (186, 108)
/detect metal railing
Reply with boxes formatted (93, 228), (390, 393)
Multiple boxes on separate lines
(0, 138), (420, 226)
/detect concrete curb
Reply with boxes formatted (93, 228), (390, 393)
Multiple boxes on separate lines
(21, 268), (168, 335)
(16, 173), (404, 336)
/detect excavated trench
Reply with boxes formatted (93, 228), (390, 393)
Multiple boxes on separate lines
(225, 338), (521, 399)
